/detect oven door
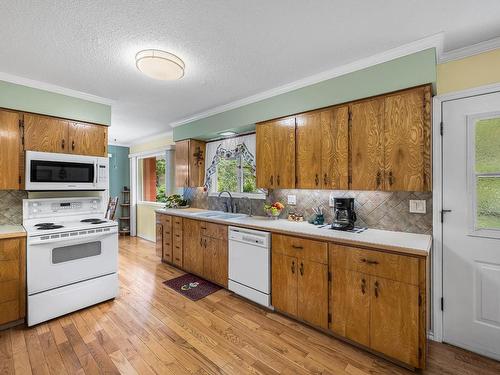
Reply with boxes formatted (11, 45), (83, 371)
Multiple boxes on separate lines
(25, 151), (100, 191)
(27, 231), (118, 295)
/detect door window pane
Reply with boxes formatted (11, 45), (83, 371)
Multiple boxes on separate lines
(476, 177), (500, 230)
(475, 117), (500, 173)
(138, 156), (166, 202)
(52, 241), (101, 264)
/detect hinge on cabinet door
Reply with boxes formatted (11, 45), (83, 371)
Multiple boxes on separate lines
(328, 271), (332, 282)
(441, 297), (444, 311)
(348, 175), (352, 185)
(348, 110), (352, 122)
(18, 175), (21, 184)
(328, 313), (332, 323)
(440, 121), (443, 136)
(295, 176), (298, 186)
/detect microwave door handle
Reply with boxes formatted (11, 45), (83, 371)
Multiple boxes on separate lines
(94, 162), (98, 184)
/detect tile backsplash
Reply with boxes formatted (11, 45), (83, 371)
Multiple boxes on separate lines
(184, 188), (432, 234)
(0, 191), (27, 225)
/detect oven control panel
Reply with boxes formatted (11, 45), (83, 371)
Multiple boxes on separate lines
(24, 198), (103, 219)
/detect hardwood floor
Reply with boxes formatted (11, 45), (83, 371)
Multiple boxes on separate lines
(1, 237), (500, 374)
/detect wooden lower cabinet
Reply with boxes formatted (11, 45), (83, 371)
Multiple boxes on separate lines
(183, 219), (203, 275)
(0, 236), (26, 327)
(271, 253), (298, 316)
(203, 236), (228, 287)
(297, 258), (328, 328)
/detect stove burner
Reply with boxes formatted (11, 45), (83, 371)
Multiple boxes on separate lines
(35, 223), (54, 227)
(81, 218), (102, 223)
(90, 220), (107, 224)
(37, 224), (64, 230)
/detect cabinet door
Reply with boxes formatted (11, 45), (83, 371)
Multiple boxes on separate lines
(321, 106), (349, 189)
(330, 268), (370, 346)
(68, 122), (108, 156)
(384, 87), (427, 192)
(203, 237), (228, 287)
(175, 140), (189, 187)
(162, 216), (173, 263)
(155, 223), (163, 258)
(188, 140), (206, 187)
(182, 219), (203, 275)
(271, 252), (297, 316)
(0, 237), (25, 325)
(296, 112), (322, 189)
(350, 99), (384, 190)
(256, 121), (275, 189)
(0, 110), (22, 190)
(297, 259), (328, 328)
(370, 276), (420, 367)
(273, 117), (296, 188)
(24, 113), (68, 153)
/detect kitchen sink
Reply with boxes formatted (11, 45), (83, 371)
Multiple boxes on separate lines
(192, 211), (247, 220)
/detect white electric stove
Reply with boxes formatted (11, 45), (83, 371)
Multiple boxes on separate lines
(23, 197), (119, 326)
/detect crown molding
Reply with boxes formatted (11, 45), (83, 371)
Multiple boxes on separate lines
(129, 130), (174, 146)
(0, 71), (114, 106)
(439, 36), (500, 63)
(170, 33), (444, 128)
(108, 141), (131, 148)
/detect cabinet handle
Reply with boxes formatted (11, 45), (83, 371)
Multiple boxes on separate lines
(277, 175), (280, 186)
(374, 281), (379, 298)
(200, 238), (203, 247)
(291, 245), (303, 249)
(71, 140), (75, 150)
(291, 261), (295, 274)
(323, 173), (328, 186)
(360, 258), (379, 265)
(388, 171), (394, 186)
(361, 278), (366, 294)
(204, 239), (207, 248)
(61, 139), (65, 149)
(315, 174), (319, 186)
(175, 257), (180, 261)
(376, 171), (381, 187)
(299, 262), (304, 276)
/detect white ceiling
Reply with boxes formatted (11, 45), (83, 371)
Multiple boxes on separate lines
(1, 1), (500, 145)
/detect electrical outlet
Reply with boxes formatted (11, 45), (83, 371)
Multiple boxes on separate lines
(287, 194), (297, 205)
(409, 200), (426, 214)
(329, 193), (336, 207)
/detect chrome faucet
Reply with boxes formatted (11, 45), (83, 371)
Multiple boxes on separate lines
(218, 191), (234, 213)
(241, 196), (252, 217)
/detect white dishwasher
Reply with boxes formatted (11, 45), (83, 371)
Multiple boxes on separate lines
(228, 226), (272, 308)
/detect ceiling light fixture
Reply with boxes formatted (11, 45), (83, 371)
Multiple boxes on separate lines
(135, 49), (185, 80)
(218, 131), (237, 137)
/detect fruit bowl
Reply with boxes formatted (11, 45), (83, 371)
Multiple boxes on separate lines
(264, 202), (284, 220)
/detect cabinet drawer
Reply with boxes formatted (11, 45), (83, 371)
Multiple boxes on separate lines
(0, 280), (18, 304)
(161, 215), (172, 226)
(163, 243), (173, 263)
(0, 299), (19, 325)
(173, 217), (182, 228)
(272, 234), (327, 264)
(173, 244), (182, 267)
(331, 244), (419, 285)
(201, 222), (227, 240)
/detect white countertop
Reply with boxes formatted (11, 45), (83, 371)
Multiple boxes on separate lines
(156, 208), (431, 256)
(0, 225), (26, 239)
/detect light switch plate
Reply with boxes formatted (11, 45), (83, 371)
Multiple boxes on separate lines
(329, 193), (336, 207)
(287, 194), (297, 205)
(409, 200), (426, 214)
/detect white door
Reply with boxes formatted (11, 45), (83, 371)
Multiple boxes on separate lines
(442, 91), (500, 360)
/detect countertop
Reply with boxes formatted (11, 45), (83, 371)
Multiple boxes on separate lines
(0, 225), (26, 239)
(156, 208), (431, 256)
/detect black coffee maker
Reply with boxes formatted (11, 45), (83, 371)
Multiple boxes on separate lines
(331, 198), (356, 231)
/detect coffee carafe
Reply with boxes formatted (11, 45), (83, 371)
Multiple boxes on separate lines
(331, 198), (356, 231)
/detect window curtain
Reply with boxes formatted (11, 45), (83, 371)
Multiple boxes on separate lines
(204, 134), (256, 190)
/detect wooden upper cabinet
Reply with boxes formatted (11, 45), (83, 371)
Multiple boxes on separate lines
(24, 113), (68, 153)
(296, 112), (322, 189)
(0, 109), (22, 190)
(174, 139), (206, 188)
(320, 106), (349, 189)
(256, 117), (296, 189)
(384, 86), (430, 192)
(350, 98), (385, 191)
(68, 122), (108, 157)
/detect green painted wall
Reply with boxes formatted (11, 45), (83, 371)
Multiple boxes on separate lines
(108, 145), (130, 218)
(0, 80), (111, 125)
(174, 48), (436, 141)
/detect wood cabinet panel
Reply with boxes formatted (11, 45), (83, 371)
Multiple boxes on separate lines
(189, 140), (206, 188)
(0, 280), (18, 304)
(161, 215), (173, 263)
(331, 244), (419, 285)
(384, 87), (426, 192)
(296, 111), (322, 189)
(321, 106), (349, 190)
(370, 276), (420, 367)
(203, 237), (228, 287)
(175, 140), (189, 187)
(331, 268), (370, 346)
(274, 117), (296, 188)
(68, 122), (108, 157)
(0, 109), (22, 190)
(182, 219), (203, 275)
(155, 223), (163, 258)
(272, 234), (327, 264)
(202, 222), (227, 240)
(298, 260), (328, 328)
(350, 98), (385, 190)
(271, 252), (297, 317)
(256, 121), (275, 189)
(24, 113), (68, 153)
(0, 237), (25, 325)
(0, 300), (19, 326)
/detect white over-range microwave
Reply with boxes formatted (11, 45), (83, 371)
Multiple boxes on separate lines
(25, 151), (109, 191)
